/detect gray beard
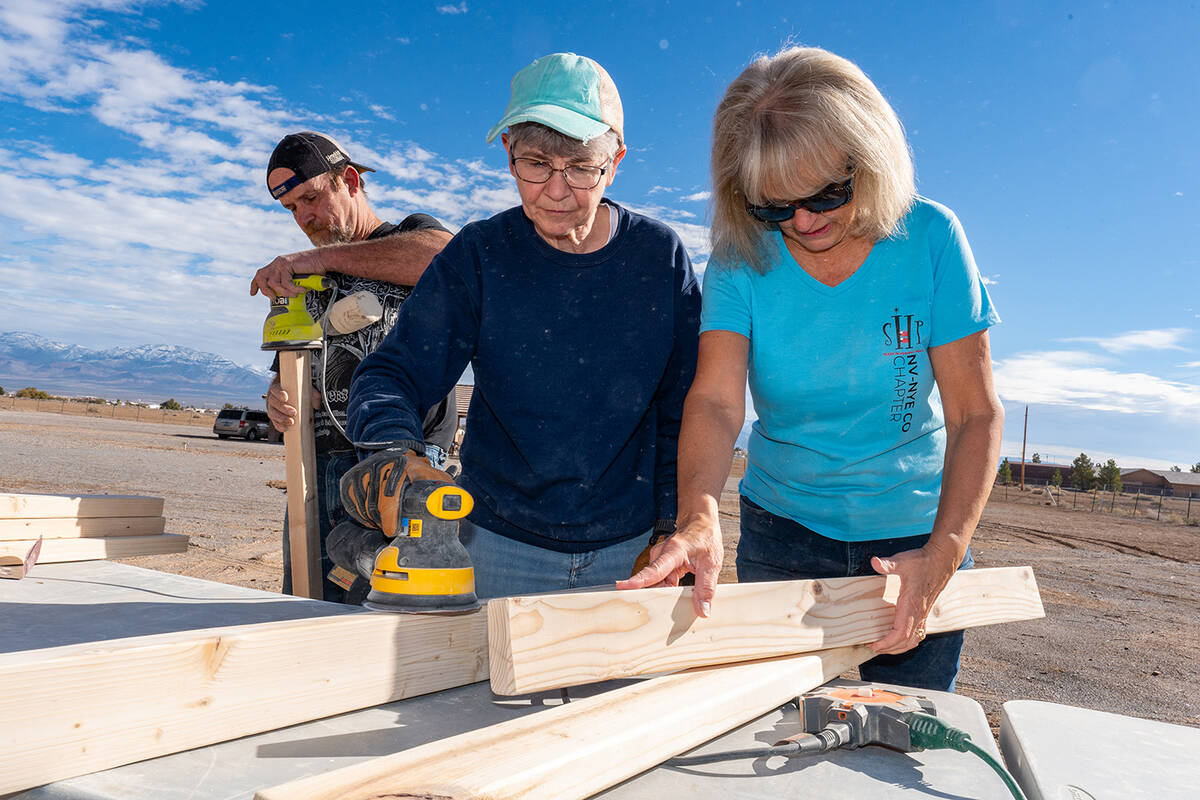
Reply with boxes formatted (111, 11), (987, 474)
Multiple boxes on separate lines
(306, 224), (354, 247)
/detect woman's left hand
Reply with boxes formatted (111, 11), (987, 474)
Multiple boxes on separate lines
(868, 540), (961, 654)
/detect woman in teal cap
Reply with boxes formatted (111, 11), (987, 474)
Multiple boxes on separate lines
(624, 46), (1003, 692)
(346, 54), (700, 599)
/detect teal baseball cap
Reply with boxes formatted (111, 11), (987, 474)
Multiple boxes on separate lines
(486, 53), (624, 145)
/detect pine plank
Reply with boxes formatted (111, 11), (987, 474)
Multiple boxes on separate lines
(280, 350), (322, 598)
(489, 566), (1043, 695)
(0, 608), (490, 794)
(0, 493), (164, 519)
(255, 645), (872, 800)
(0, 515), (166, 540)
(0, 534), (188, 563)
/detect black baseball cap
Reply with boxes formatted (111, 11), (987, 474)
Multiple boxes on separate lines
(266, 131), (375, 199)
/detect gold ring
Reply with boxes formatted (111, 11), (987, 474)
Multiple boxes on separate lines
(916, 629), (926, 640)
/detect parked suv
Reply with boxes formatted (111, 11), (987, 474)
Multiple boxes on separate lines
(213, 408), (273, 441)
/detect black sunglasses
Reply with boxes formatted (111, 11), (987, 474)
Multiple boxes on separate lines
(745, 177), (854, 223)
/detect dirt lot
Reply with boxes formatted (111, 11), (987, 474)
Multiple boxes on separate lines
(3, 408), (1197, 734)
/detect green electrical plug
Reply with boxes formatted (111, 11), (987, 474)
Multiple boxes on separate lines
(907, 711), (1028, 800)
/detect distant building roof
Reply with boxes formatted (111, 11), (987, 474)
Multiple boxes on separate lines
(454, 384), (473, 416)
(1151, 469), (1200, 486)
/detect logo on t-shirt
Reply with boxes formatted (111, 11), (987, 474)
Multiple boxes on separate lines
(882, 310), (924, 350)
(883, 308), (926, 434)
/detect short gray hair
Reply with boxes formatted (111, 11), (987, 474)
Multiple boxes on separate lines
(507, 121), (621, 164)
(325, 165), (368, 198)
(711, 46), (915, 273)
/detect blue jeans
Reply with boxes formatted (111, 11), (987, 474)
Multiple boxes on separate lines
(458, 518), (652, 600)
(737, 496), (973, 692)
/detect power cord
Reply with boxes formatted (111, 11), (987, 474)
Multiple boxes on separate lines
(667, 722), (851, 766)
(907, 712), (1027, 800)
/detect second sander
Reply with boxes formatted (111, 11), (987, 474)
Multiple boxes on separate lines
(328, 447), (479, 614)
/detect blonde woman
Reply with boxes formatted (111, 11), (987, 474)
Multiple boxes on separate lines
(623, 47), (1002, 691)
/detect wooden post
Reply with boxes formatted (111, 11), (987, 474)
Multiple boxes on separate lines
(1019, 405), (1028, 489)
(1157, 491), (1164, 521)
(279, 350), (322, 598)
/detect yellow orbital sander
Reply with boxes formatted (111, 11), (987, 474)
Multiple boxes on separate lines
(329, 450), (480, 615)
(261, 275), (332, 351)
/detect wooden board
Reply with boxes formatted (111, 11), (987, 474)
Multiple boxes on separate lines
(489, 566), (1043, 695)
(279, 350), (322, 598)
(0, 534), (188, 563)
(0, 493), (163, 519)
(0, 537), (41, 579)
(256, 645), (872, 800)
(0, 608), (490, 794)
(0, 515), (166, 540)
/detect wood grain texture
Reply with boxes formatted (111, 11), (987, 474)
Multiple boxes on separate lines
(255, 645), (872, 800)
(0, 609), (489, 794)
(489, 566), (1043, 695)
(0, 537), (41, 579)
(0, 515), (166, 540)
(0, 534), (188, 563)
(280, 350), (322, 598)
(0, 493), (163, 519)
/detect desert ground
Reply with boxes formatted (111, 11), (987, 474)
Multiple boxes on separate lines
(2, 407), (1197, 734)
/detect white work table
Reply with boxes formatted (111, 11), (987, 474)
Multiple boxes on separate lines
(3, 561), (1013, 799)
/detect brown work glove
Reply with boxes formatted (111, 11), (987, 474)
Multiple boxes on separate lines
(340, 447), (456, 537)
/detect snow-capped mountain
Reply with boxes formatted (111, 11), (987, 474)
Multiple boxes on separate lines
(0, 332), (271, 407)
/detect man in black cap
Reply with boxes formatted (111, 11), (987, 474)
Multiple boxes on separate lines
(253, 130), (458, 603)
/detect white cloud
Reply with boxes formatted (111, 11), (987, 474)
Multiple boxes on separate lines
(368, 104), (395, 121)
(647, 185), (677, 195)
(680, 190), (710, 202)
(1182, 361), (1200, 369)
(981, 274), (998, 286)
(993, 350), (1200, 417)
(1062, 327), (1190, 353)
(436, 2), (468, 14)
(0, 3), (524, 367)
(0, 1), (715, 370)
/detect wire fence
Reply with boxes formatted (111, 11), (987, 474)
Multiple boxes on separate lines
(0, 395), (215, 428)
(992, 480), (1198, 526)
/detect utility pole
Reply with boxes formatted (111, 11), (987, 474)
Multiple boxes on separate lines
(1019, 405), (1028, 490)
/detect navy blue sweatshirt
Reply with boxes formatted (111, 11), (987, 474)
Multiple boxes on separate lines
(347, 202), (700, 552)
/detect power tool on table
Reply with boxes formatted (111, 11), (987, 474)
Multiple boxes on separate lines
(669, 685), (1027, 800)
(327, 447), (479, 615)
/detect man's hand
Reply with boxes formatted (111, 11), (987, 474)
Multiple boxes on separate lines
(265, 375), (321, 433)
(868, 540), (961, 654)
(616, 515), (723, 618)
(251, 250), (325, 300)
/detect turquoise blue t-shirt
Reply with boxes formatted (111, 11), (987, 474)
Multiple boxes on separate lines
(701, 198), (999, 542)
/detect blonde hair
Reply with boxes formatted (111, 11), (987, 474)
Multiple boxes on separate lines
(711, 46), (915, 272)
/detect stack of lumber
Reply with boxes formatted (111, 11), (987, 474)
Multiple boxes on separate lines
(0, 565), (1044, 798)
(0, 492), (187, 571)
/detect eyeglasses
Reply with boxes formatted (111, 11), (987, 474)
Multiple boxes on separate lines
(745, 178), (854, 222)
(511, 156), (609, 190)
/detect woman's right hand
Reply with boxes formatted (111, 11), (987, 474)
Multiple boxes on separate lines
(616, 514), (723, 618)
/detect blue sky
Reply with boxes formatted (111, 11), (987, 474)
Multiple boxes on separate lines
(0, 0), (1197, 468)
